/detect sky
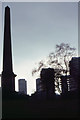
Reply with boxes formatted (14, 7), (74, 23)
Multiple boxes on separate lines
(0, 0), (79, 2)
(0, 1), (78, 95)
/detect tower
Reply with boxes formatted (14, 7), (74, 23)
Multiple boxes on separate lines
(1, 6), (16, 92)
(36, 78), (43, 92)
(69, 57), (80, 92)
(40, 68), (55, 98)
(18, 79), (27, 94)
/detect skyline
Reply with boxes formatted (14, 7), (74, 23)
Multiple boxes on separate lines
(0, 2), (78, 95)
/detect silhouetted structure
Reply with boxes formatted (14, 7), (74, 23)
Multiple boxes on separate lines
(18, 79), (27, 94)
(40, 68), (55, 98)
(36, 78), (43, 92)
(1, 6), (16, 92)
(60, 75), (68, 94)
(69, 57), (80, 92)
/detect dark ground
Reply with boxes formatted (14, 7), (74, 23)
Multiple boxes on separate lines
(2, 91), (80, 119)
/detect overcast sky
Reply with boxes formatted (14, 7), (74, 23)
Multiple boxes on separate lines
(0, 2), (78, 95)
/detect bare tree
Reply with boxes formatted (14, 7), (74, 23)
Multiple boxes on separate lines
(48, 43), (76, 75)
(32, 43), (76, 94)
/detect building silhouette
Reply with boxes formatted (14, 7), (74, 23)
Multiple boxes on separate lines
(1, 6), (16, 92)
(18, 79), (27, 94)
(60, 75), (68, 94)
(36, 78), (43, 92)
(40, 68), (55, 98)
(69, 57), (80, 92)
